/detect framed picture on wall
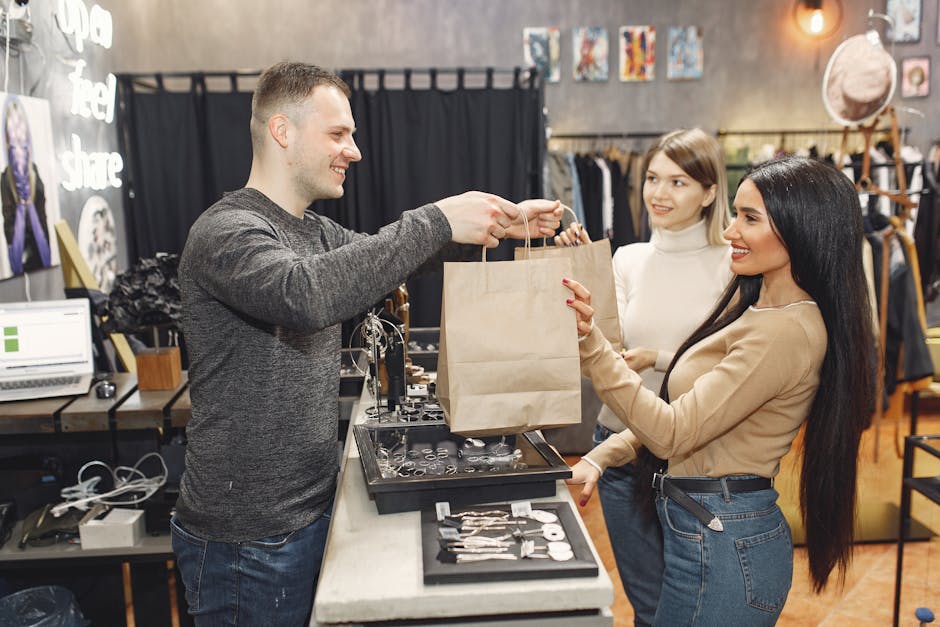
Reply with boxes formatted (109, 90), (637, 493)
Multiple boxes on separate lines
(885, 0), (922, 43)
(619, 26), (655, 81)
(523, 27), (561, 83)
(936, 0), (940, 44)
(0, 93), (62, 280)
(572, 27), (609, 82)
(666, 26), (703, 80)
(900, 56), (930, 97)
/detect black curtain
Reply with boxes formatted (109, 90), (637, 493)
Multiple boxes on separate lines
(116, 67), (544, 327)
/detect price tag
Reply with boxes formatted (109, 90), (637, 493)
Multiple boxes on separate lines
(435, 501), (452, 521)
(510, 501), (533, 518)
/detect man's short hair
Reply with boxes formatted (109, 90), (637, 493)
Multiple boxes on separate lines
(250, 62), (351, 149)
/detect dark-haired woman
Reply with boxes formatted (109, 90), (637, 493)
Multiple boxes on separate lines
(564, 156), (874, 624)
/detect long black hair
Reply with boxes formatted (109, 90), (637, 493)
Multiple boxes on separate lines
(647, 157), (874, 591)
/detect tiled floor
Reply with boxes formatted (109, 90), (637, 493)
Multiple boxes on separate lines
(566, 413), (940, 626)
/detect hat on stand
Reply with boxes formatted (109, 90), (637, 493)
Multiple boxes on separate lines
(822, 30), (896, 126)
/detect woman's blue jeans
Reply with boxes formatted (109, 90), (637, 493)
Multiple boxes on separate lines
(653, 481), (792, 626)
(171, 507), (332, 627)
(594, 424), (664, 626)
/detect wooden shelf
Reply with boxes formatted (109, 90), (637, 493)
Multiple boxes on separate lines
(0, 373), (191, 435)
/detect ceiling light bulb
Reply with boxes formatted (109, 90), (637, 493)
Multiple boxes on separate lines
(810, 9), (824, 34)
(793, 0), (842, 39)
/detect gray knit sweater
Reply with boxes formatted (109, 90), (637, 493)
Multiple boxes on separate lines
(177, 188), (453, 541)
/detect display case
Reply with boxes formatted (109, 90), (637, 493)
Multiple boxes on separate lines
(420, 500), (599, 584)
(353, 421), (571, 514)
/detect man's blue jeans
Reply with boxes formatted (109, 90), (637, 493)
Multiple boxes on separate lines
(594, 424), (664, 626)
(171, 507), (332, 627)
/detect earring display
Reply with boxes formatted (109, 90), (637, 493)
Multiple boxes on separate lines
(354, 422), (572, 514)
(421, 501), (598, 584)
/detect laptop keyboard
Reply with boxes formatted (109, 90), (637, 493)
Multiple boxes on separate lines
(0, 375), (81, 390)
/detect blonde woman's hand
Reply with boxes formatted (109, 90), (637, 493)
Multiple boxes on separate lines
(553, 222), (591, 247)
(565, 459), (601, 506)
(621, 347), (657, 372)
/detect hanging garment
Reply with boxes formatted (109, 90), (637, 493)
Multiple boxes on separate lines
(629, 152), (649, 242)
(576, 154), (604, 241)
(608, 158), (635, 247)
(565, 152), (587, 226)
(868, 224), (934, 397)
(914, 156), (940, 301)
(547, 151), (574, 214)
(594, 156), (614, 239)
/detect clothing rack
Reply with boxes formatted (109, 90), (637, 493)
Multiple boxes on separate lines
(717, 126), (909, 139)
(119, 67), (537, 92)
(547, 131), (670, 155)
(550, 131), (671, 140)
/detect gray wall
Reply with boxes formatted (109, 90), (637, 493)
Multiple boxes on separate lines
(106, 0), (939, 145)
(11, 0), (940, 303)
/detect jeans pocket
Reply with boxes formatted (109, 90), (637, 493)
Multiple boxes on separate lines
(735, 520), (793, 613)
(659, 496), (703, 541)
(244, 529), (297, 550)
(170, 517), (207, 612)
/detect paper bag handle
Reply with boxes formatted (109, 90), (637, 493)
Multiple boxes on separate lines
(541, 204), (580, 247)
(482, 204), (531, 262)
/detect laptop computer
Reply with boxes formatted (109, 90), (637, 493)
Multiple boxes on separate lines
(0, 299), (95, 401)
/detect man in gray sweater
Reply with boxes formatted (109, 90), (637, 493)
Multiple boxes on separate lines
(171, 61), (561, 626)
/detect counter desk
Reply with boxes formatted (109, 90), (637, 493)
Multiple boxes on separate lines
(312, 388), (614, 626)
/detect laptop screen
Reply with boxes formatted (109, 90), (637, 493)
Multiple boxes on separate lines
(0, 299), (93, 378)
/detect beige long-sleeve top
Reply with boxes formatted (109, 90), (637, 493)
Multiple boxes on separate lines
(581, 301), (826, 478)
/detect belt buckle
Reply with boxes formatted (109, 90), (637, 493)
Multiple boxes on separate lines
(651, 472), (665, 491)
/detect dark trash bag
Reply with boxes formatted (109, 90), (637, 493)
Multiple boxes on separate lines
(0, 586), (89, 627)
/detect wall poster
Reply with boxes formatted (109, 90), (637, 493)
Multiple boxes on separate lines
(886, 0), (922, 42)
(0, 93), (61, 280)
(900, 56), (930, 97)
(667, 26), (703, 80)
(77, 195), (118, 293)
(523, 27), (561, 83)
(572, 27), (609, 82)
(619, 26), (655, 82)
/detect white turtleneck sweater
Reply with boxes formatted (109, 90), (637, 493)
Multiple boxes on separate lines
(596, 219), (731, 433)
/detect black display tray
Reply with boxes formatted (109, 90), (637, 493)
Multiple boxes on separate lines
(353, 422), (571, 514)
(421, 501), (598, 584)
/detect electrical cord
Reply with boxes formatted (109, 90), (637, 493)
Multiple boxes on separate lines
(50, 452), (168, 518)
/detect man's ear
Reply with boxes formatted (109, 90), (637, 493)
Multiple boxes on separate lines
(268, 113), (290, 149)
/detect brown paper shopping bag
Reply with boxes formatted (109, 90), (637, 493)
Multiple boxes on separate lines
(437, 247), (582, 436)
(516, 232), (622, 350)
